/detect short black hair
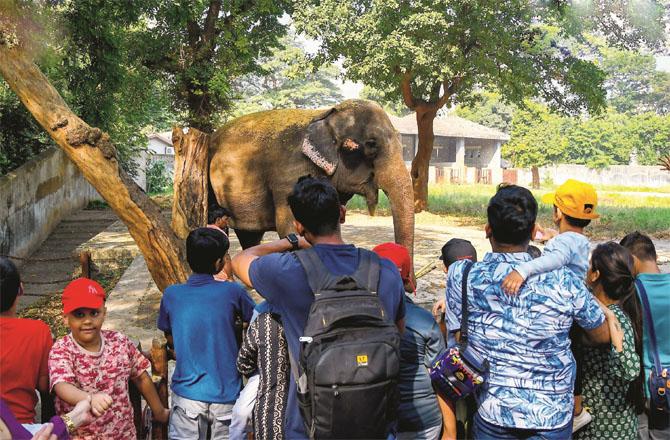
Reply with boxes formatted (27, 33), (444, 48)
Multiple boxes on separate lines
(620, 231), (657, 262)
(287, 175), (341, 236)
(527, 245), (542, 259)
(186, 228), (229, 274)
(0, 258), (21, 312)
(564, 213), (591, 228)
(487, 184), (537, 246)
(208, 206), (232, 225)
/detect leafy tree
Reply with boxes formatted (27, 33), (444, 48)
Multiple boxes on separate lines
(597, 43), (670, 114)
(230, 34), (344, 117)
(139, 0), (292, 132)
(293, 0), (665, 210)
(359, 86), (412, 117)
(146, 159), (173, 194)
(454, 91), (515, 134)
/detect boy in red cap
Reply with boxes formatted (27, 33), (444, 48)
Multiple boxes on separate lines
(373, 242), (449, 440)
(48, 278), (169, 439)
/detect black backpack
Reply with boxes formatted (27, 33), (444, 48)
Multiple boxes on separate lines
(294, 248), (401, 439)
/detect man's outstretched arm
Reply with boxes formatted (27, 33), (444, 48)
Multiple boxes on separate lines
(232, 236), (311, 287)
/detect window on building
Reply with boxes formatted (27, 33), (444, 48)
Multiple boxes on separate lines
(432, 137), (457, 163)
(401, 134), (415, 161)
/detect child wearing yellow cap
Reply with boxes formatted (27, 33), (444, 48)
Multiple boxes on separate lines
(501, 179), (600, 433)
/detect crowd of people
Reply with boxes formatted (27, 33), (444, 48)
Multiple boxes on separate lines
(0, 176), (668, 440)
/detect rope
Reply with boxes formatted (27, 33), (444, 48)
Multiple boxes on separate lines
(0, 254), (77, 262)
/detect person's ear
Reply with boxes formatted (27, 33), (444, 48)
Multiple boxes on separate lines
(339, 205), (346, 224)
(484, 223), (492, 239)
(442, 265), (448, 274)
(589, 269), (600, 284)
(631, 255), (641, 276)
(101, 306), (107, 319)
(293, 220), (306, 236)
(62, 314), (69, 327)
(531, 223), (539, 240)
(555, 208), (564, 221)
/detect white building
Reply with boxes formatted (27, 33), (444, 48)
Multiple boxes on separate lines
(134, 131), (175, 191)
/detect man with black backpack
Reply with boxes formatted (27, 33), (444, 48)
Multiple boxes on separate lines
(232, 175), (406, 440)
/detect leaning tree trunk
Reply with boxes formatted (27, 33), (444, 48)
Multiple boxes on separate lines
(410, 108), (438, 213)
(0, 37), (189, 291)
(531, 166), (540, 189)
(171, 127), (210, 240)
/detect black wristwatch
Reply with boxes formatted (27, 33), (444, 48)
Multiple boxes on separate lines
(286, 233), (300, 251)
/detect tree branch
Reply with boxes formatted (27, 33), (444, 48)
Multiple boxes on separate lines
(0, 40), (189, 291)
(201, 0), (222, 51)
(436, 76), (463, 108)
(399, 70), (417, 110)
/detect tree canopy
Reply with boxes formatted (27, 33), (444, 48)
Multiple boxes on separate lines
(230, 34), (343, 117)
(292, 0), (665, 208)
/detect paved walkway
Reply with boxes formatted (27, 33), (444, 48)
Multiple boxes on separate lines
(17, 209), (117, 309)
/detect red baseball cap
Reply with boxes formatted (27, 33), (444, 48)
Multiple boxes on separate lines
(62, 278), (106, 314)
(372, 242), (415, 293)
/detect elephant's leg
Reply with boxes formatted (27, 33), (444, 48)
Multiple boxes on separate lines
(274, 203), (295, 239)
(234, 230), (265, 249)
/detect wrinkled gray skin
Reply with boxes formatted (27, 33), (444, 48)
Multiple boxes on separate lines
(209, 99), (415, 260)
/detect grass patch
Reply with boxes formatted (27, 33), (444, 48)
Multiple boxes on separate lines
(18, 259), (134, 339)
(347, 184), (670, 239)
(86, 199), (109, 210)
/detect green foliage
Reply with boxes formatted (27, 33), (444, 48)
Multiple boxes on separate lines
(503, 103), (670, 169)
(0, 81), (52, 174)
(230, 35), (344, 117)
(359, 86), (412, 116)
(454, 91), (515, 133)
(294, 1), (612, 115)
(145, 160), (173, 195)
(139, 0), (293, 131)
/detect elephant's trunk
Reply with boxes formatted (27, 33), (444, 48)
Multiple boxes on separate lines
(375, 150), (415, 267)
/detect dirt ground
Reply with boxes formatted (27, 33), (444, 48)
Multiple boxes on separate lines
(229, 211), (670, 311)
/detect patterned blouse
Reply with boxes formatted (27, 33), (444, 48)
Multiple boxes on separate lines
(575, 304), (640, 440)
(237, 312), (289, 440)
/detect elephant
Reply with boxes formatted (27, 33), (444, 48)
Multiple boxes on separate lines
(208, 99), (415, 261)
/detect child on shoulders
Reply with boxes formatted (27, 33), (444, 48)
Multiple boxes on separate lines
(48, 278), (169, 439)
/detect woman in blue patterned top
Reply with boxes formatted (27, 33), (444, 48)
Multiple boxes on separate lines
(576, 242), (644, 440)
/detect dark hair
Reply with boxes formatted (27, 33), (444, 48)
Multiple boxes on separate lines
(620, 231), (657, 262)
(564, 214), (591, 228)
(287, 175), (341, 236)
(0, 258), (21, 312)
(186, 228), (229, 274)
(208, 206), (232, 225)
(487, 184), (537, 246)
(590, 242), (644, 412)
(527, 245), (542, 259)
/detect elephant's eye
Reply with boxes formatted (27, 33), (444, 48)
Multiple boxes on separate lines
(363, 139), (378, 159)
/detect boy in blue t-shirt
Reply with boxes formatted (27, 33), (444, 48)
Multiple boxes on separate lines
(620, 231), (670, 439)
(158, 228), (255, 439)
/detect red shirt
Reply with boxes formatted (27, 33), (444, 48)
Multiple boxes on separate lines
(0, 317), (53, 423)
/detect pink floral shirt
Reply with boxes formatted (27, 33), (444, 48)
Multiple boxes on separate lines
(48, 330), (150, 440)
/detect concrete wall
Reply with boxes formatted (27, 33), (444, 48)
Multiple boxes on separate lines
(514, 164), (670, 188)
(0, 148), (99, 260)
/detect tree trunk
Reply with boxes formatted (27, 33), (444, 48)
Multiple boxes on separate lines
(171, 127), (210, 240)
(531, 166), (540, 189)
(410, 108), (438, 212)
(0, 40), (189, 291)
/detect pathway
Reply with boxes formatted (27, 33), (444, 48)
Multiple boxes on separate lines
(16, 209), (117, 309)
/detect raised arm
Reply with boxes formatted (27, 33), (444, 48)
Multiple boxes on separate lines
(231, 237), (310, 288)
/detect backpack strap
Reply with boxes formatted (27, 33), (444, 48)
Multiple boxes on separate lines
(459, 261), (475, 346)
(296, 248), (380, 296)
(636, 279), (663, 375)
(295, 248), (340, 295)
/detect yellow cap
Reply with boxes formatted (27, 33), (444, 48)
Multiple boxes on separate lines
(541, 179), (599, 220)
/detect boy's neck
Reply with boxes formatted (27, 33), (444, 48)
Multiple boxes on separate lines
(0, 303), (17, 318)
(637, 259), (661, 274)
(558, 220), (584, 235)
(73, 334), (103, 352)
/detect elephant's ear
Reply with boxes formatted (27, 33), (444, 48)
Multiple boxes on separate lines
(302, 108), (339, 176)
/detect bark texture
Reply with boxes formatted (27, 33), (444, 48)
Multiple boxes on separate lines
(0, 40), (189, 291)
(171, 127), (210, 239)
(531, 166), (540, 189)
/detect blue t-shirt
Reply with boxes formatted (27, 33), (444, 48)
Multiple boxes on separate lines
(249, 244), (406, 439)
(636, 273), (670, 398)
(157, 274), (255, 403)
(398, 296), (445, 432)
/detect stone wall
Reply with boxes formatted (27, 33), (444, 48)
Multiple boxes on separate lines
(0, 148), (99, 260)
(514, 164), (670, 188)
